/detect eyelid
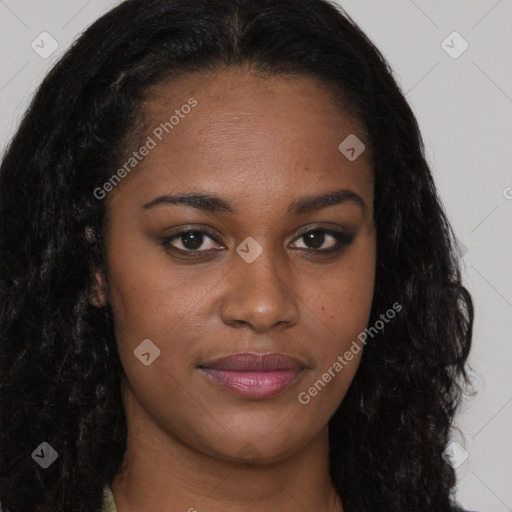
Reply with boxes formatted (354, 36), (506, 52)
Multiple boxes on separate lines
(293, 223), (349, 237)
(163, 225), (224, 241)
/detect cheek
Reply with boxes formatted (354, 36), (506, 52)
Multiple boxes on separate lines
(105, 229), (195, 335)
(305, 281), (371, 386)
(104, 232), (228, 382)
(310, 249), (375, 350)
(296, 244), (375, 406)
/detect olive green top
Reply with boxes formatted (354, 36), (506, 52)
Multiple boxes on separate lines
(103, 485), (117, 512)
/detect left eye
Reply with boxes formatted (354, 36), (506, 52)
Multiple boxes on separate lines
(290, 228), (353, 252)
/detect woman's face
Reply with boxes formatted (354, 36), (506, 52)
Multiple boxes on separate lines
(100, 68), (376, 463)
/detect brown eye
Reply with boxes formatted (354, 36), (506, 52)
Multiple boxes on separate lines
(290, 228), (355, 254)
(300, 229), (331, 250)
(162, 229), (223, 253)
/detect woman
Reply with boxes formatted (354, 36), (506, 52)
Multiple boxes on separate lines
(0, 0), (476, 511)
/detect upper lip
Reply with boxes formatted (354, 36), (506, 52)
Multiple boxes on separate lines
(199, 352), (305, 371)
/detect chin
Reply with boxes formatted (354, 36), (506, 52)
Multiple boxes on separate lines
(195, 418), (312, 464)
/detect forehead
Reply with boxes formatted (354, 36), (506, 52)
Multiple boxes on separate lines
(110, 68), (373, 213)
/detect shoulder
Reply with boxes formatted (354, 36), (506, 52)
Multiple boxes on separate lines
(0, 489), (117, 512)
(103, 485), (117, 512)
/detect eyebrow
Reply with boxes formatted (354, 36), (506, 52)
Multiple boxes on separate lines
(142, 188), (366, 216)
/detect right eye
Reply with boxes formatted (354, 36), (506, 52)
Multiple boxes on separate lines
(162, 229), (224, 255)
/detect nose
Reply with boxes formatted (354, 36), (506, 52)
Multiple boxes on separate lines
(220, 251), (300, 334)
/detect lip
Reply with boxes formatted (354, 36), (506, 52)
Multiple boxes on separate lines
(198, 352), (305, 399)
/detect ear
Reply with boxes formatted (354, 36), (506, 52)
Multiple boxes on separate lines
(90, 268), (108, 308)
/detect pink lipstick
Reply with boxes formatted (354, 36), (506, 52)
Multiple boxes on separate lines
(198, 352), (304, 399)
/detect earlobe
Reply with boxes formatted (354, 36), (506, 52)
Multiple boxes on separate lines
(90, 268), (107, 307)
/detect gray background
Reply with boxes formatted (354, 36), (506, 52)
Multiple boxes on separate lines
(0, 1), (511, 510)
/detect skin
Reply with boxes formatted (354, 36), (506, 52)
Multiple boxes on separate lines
(92, 68), (376, 512)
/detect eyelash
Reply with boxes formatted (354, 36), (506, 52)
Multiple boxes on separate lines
(161, 226), (355, 258)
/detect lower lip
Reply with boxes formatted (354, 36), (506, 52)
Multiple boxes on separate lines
(199, 368), (302, 399)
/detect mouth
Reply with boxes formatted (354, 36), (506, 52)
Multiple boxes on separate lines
(197, 352), (305, 399)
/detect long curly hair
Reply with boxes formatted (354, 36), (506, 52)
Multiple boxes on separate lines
(0, 0), (473, 510)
